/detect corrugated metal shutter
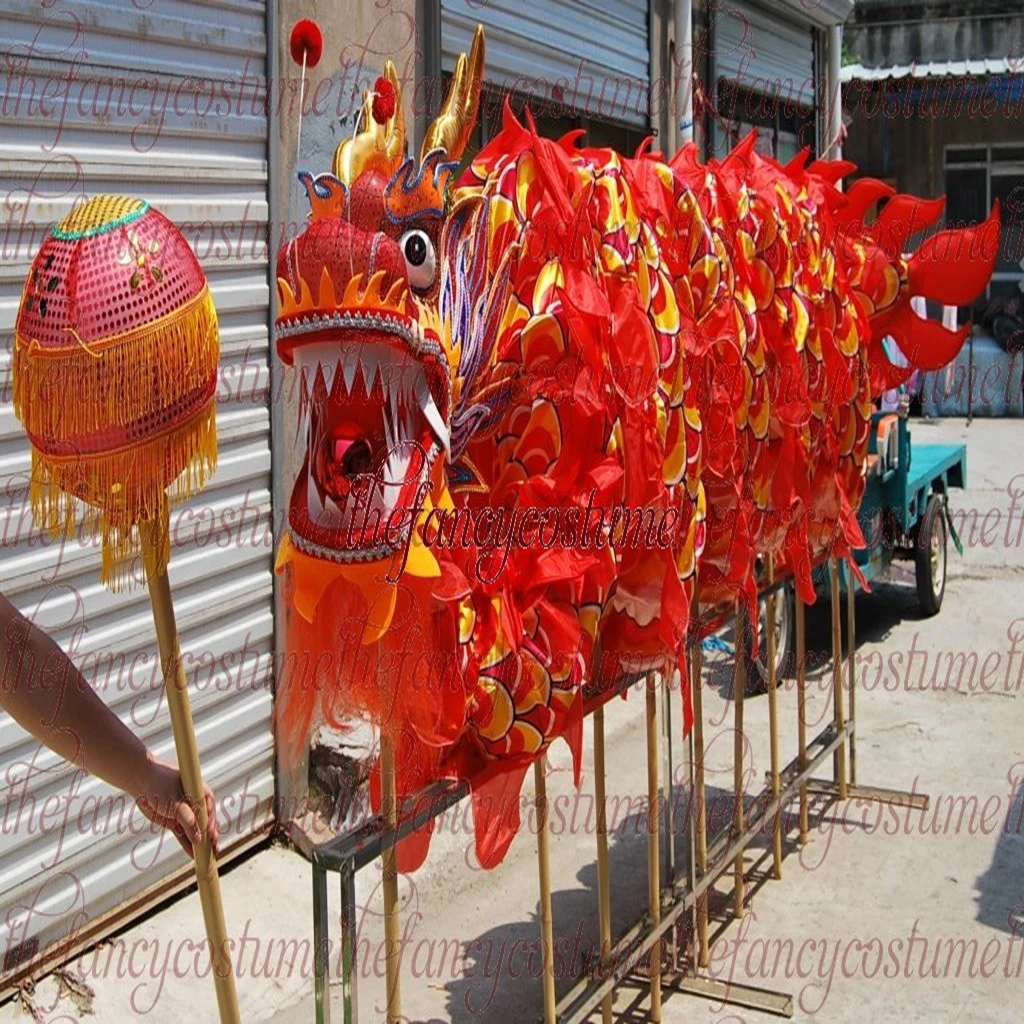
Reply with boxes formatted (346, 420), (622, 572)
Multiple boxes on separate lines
(711, 0), (816, 153)
(441, 0), (651, 128)
(0, 0), (274, 983)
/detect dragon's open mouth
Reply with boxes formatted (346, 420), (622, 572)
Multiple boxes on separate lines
(287, 317), (449, 561)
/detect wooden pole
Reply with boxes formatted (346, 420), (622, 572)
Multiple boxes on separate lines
(593, 706), (613, 1024)
(766, 556), (782, 880)
(645, 674), (662, 1021)
(830, 561), (848, 800)
(796, 594), (809, 845)
(139, 518), (240, 1024)
(733, 614), (745, 919)
(690, 589), (709, 968)
(380, 730), (401, 1024)
(847, 576), (857, 786)
(535, 756), (557, 1024)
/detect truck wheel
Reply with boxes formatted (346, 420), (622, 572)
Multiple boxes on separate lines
(916, 494), (947, 616)
(744, 583), (794, 695)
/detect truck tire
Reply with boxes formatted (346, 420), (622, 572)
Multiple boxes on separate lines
(744, 582), (795, 695)
(916, 494), (947, 616)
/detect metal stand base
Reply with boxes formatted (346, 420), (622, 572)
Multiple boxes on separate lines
(804, 779), (930, 810)
(666, 971), (794, 1018)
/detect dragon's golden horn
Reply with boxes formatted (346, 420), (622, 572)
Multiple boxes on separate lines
(332, 60), (406, 184)
(422, 24), (484, 163)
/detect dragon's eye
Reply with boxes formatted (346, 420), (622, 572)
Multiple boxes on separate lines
(400, 229), (436, 291)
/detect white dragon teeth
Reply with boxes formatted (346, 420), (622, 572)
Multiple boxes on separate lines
(383, 449), (410, 487)
(418, 378), (450, 452)
(320, 359), (336, 395)
(323, 493), (344, 522)
(342, 355), (357, 393)
(389, 385), (400, 435)
(357, 347), (376, 391)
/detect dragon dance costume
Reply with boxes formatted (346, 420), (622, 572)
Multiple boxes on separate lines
(273, 28), (998, 870)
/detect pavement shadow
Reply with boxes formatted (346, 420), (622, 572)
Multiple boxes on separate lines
(442, 805), (649, 1023)
(440, 774), (800, 1023)
(974, 776), (1024, 937)
(701, 576), (931, 707)
(849, 575), (929, 642)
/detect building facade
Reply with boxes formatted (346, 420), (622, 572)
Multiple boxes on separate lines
(842, 0), (1024, 301)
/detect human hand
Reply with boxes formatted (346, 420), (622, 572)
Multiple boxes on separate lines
(134, 755), (220, 858)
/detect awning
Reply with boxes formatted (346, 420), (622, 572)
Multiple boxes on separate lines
(842, 58), (1021, 82)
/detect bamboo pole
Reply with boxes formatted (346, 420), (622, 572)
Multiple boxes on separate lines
(380, 730), (401, 1024)
(535, 756), (557, 1024)
(847, 575), (857, 786)
(733, 615), (745, 919)
(140, 518), (240, 1024)
(830, 561), (848, 800)
(690, 588), (709, 969)
(766, 556), (782, 880)
(593, 706), (613, 1024)
(796, 594), (809, 845)
(645, 674), (662, 1021)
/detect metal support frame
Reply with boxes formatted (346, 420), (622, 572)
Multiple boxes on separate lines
(767, 554), (783, 880)
(307, 566), (930, 1024)
(830, 561), (849, 799)
(646, 674), (663, 1021)
(593, 706), (614, 1024)
(732, 615), (746, 919)
(535, 757), (557, 1023)
(690, 589), (709, 969)
(797, 594), (809, 844)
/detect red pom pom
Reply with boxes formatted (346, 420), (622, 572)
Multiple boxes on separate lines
(371, 76), (397, 124)
(290, 19), (323, 68)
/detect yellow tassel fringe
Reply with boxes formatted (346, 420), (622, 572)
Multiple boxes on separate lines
(13, 286), (219, 446)
(29, 400), (218, 591)
(14, 282), (220, 591)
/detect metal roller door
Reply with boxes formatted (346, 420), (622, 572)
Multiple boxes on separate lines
(441, 0), (651, 128)
(711, 0), (816, 156)
(0, 0), (274, 989)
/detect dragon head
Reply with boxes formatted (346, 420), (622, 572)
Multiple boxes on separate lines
(275, 31), (485, 575)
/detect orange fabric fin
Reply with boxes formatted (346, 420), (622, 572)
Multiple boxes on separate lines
(908, 201), (1001, 306)
(471, 764), (531, 869)
(721, 129), (759, 175)
(882, 303), (970, 371)
(807, 158), (856, 184)
(634, 135), (656, 158)
(873, 194), (945, 259)
(843, 178), (896, 225)
(868, 349), (915, 394)
(557, 128), (587, 151)
(785, 146), (812, 176)
(369, 733), (441, 875)
(561, 691), (585, 789)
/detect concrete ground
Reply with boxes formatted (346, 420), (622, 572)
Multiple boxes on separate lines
(3, 417), (1022, 1023)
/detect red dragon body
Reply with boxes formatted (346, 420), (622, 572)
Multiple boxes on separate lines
(274, 29), (998, 870)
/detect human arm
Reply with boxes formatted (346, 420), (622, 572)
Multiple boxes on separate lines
(0, 592), (218, 856)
